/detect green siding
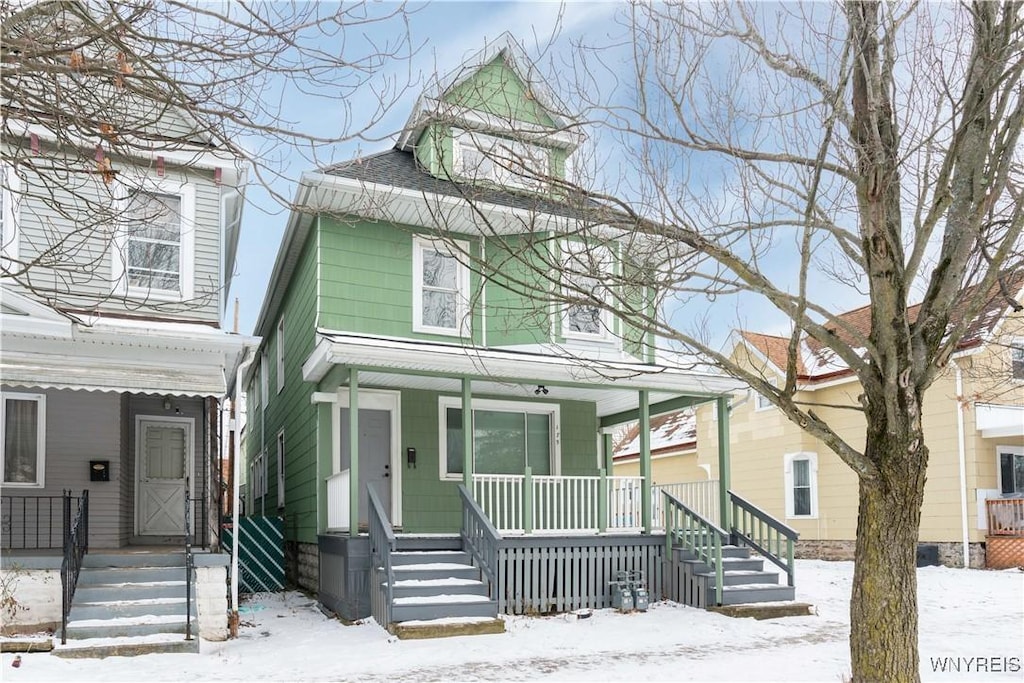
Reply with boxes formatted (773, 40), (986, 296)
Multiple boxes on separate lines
(399, 388), (599, 533)
(246, 222), (320, 545)
(484, 234), (552, 346)
(318, 216), (492, 344)
(443, 56), (556, 128)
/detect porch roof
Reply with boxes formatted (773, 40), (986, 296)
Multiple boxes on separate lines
(303, 330), (743, 420)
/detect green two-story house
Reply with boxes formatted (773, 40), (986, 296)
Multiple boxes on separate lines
(244, 33), (797, 633)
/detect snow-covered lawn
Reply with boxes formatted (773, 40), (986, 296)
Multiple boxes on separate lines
(4, 560), (1022, 682)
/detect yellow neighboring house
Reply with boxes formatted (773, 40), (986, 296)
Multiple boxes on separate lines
(613, 409), (703, 484)
(684, 276), (1024, 569)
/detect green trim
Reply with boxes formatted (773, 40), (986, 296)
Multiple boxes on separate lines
(462, 378), (473, 488)
(602, 432), (614, 473)
(317, 402), (331, 534)
(599, 394), (717, 430)
(349, 371), (360, 538)
(717, 395), (731, 532)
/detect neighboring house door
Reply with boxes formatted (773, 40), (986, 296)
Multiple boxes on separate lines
(337, 390), (401, 528)
(136, 416), (193, 536)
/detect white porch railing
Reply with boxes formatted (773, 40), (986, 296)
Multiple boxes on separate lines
(326, 470), (350, 531)
(472, 473), (644, 534)
(653, 480), (720, 528)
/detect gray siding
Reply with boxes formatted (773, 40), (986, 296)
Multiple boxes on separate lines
(3, 140), (224, 322)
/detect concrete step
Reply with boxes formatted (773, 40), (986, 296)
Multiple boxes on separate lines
(719, 584), (796, 605)
(64, 613), (193, 640)
(77, 566), (187, 585)
(391, 577), (489, 599)
(74, 581), (188, 602)
(84, 553), (187, 568)
(391, 563), (481, 582)
(53, 633), (199, 658)
(69, 596), (193, 621)
(391, 550), (470, 566)
(390, 616), (505, 640)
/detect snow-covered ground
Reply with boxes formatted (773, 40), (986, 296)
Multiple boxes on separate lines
(4, 560), (1022, 682)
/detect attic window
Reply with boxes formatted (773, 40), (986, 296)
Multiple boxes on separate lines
(453, 129), (548, 190)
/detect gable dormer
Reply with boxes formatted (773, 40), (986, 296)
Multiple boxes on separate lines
(397, 33), (583, 193)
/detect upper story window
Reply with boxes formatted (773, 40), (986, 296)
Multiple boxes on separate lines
(276, 316), (285, 394)
(754, 391), (774, 411)
(1, 163), (21, 265)
(114, 181), (196, 302)
(784, 452), (818, 519)
(413, 236), (470, 336)
(260, 349), (269, 407)
(1, 392), (46, 488)
(453, 128), (549, 190)
(1011, 342), (1024, 380)
(562, 242), (613, 341)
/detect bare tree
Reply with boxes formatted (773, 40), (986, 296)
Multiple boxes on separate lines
(406, 4), (1023, 682)
(1, 0), (413, 316)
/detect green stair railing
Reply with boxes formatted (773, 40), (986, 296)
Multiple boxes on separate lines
(728, 490), (799, 587)
(663, 490), (728, 606)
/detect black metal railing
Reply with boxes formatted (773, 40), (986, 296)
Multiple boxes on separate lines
(367, 485), (396, 629)
(60, 490), (89, 645)
(185, 478), (194, 641)
(2, 494), (65, 550)
(191, 493), (209, 549)
(457, 484), (502, 603)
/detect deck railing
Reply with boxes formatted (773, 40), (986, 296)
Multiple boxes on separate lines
(728, 490), (798, 587)
(653, 480), (720, 528)
(60, 490), (89, 645)
(326, 470), (351, 531)
(987, 498), (1024, 536)
(663, 490), (727, 606)
(367, 485), (396, 629)
(458, 484), (501, 601)
(1, 494), (66, 550)
(472, 471), (643, 534)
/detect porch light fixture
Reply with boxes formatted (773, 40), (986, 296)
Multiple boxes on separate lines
(534, 385), (549, 395)
(163, 396), (172, 411)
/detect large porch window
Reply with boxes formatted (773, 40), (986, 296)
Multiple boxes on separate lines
(439, 397), (558, 480)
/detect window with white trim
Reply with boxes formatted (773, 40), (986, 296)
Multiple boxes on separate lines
(754, 391), (774, 411)
(276, 317), (285, 394)
(276, 430), (286, 508)
(260, 350), (269, 407)
(784, 452), (817, 518)
(413, 237), (470, 336)
(1, 392), (46, 487)
(113, 181), (195, 301)
(998, 447), (1024, 496)
(452, 128), (549, 190)
(562, 242), (613, 340)
(439, 397), (559, 480)
(1, 163), (21, 264)
(1011, 342), (1024, 381)
(251, 450), (267, 500)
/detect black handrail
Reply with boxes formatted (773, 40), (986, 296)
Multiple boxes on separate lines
(457, 484), (502, 603)
(1, 494), (65, 549)
(367, 485), (396, 628)
(185, 477), (194, 640)
(60, 490), (89, 645)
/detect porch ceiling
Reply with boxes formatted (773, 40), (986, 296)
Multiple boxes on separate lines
(304, 330), (743, 418)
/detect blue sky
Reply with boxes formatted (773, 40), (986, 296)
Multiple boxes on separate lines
(227, 1), (622, 336)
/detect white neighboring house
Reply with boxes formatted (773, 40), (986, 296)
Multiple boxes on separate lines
(0, 88), (256, 646)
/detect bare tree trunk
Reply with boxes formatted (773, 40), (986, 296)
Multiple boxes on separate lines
(851, 402), (929, 683)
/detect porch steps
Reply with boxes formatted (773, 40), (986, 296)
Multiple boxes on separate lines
(53, 554), (198, 658)
(382, 548), (503, 638)
(677, 545), (797, 606)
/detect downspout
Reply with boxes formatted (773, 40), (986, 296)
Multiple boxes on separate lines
(952, 359), (971, 569)
(230, 347), (256, 637)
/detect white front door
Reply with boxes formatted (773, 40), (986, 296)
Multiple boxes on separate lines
(136, 417), (193, 536)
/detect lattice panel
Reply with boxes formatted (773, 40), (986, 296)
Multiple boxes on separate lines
(986, 536), (1024, 569)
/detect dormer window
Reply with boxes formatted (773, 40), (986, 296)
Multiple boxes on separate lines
(452, 128), (549, 190)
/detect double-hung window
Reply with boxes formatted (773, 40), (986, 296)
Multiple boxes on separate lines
(439, 397), (559, 479)
(115, 181), (195, 301)
(999, 447), (1024, 496)
(276, 430), (286, 508)
(784, 452), (818, 518)
(1, 163), (21, 265)
(1, 392), (46, 488)
(562, 242), (613, 340)
(276, 317), (285, 394)
(1011, 342), (1024, 381)
(413, 237), (470, 336)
